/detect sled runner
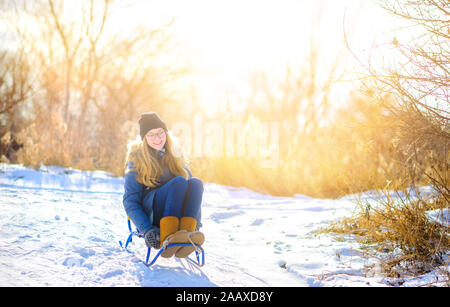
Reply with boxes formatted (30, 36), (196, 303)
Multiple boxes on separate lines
(119, 217), (205, 267)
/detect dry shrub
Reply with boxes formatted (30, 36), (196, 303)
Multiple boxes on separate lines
(15, 110), (129, 176)
(319, 95), (449, 277)
(323, 190), (449, 277)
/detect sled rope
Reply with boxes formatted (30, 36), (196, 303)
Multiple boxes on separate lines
(161, 234), (172, 250)
(161, 230), (188, 250)
(188, 233), (202, 253)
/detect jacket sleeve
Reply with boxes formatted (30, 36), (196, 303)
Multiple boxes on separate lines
(123, 162), (152, 234)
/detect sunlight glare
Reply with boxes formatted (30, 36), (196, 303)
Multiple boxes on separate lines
(110, 0), (399, 114)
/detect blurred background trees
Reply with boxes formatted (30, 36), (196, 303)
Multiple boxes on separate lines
(0, 0), (188, 174)
(351, 0), (448, 201)
(325, 0), (449, 270)
(0, 0), (447, 201)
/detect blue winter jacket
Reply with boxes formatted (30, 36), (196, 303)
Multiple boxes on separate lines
(122, 149), (197, 234)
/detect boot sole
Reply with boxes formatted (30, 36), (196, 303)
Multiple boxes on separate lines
(175, 231), (205, 258)
(161, 231), (189, 258)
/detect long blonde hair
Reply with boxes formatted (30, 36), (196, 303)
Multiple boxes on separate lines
(125, 130), (190, 188)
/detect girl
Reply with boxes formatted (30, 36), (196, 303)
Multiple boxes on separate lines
(122, 112), (204, 258)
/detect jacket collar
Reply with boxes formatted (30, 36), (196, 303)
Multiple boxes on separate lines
(157, 147), (166, 158)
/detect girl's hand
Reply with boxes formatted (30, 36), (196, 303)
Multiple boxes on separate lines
(144, 229), (161, 249)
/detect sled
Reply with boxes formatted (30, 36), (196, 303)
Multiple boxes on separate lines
(119, 217), (205, 267)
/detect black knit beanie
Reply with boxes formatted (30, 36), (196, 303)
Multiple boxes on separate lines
(138, 112), (168, 139)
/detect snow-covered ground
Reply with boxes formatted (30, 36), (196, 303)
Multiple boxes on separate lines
(0, 163), (448, 287)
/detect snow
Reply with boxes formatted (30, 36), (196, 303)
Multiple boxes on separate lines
(426, 208), (449, 228)
(0, 163), (448, 287)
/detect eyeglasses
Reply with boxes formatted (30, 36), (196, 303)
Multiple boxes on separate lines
(146, 130), (166, 141)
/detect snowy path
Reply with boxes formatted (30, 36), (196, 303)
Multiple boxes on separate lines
(0, 164), (447, 286)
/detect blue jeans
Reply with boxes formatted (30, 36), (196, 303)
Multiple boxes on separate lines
(152, 176), (203, 228)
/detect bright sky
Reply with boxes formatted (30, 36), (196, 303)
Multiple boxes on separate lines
(109, 0), (400, 114)
(0, 0), (405, 115)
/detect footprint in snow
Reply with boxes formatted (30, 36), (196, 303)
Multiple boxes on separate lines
(250, 218), (264, 226)
(209, 210), (245, 222)
(102, 269), (124, 279)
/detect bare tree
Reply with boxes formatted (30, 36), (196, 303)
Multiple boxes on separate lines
(245, 31), (344, 160)
(1, 0), (187, 172)
(0, 50), (32, 116)
(345, 0), (449, 205)
(0, 45), (33, 161)
(346, 0), (449, 123)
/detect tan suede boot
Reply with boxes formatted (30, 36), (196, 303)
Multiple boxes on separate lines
(159, 216), (188, 258)
(174, 217), (205, 258)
